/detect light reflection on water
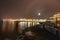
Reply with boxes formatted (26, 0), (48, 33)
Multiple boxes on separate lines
(2, 21), (36, 32)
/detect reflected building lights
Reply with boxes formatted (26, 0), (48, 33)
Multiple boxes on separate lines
(2, 18), (47, 32)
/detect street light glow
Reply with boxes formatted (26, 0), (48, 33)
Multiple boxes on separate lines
(38, 13), (41, 16)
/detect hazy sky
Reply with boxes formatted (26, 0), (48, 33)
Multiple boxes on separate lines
(0, 0), (60, 19)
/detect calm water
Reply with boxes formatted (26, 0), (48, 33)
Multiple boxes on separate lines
(2, 21), (37, 32)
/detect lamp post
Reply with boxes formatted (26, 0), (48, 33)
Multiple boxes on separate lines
(38, 13), (41, 22)
(55, 13), (59, 40)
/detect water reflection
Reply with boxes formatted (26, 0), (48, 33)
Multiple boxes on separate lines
(2, 19), (47, 32)
(2, 20), (36, 33)
(2, 21), (15, 32)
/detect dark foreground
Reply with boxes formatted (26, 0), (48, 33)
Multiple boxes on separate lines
(0, 26), (58, 40)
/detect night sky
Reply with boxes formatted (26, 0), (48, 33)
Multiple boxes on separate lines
(0, 0), (60, 19)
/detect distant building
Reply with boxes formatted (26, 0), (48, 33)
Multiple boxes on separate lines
(47, 12), (60, 27)
(48, 12), (60, 21)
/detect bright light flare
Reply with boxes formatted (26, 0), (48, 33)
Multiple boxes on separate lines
(36, 22), (40, 25)
(39, 19), (47, 22)
(38, 13), (41, 16)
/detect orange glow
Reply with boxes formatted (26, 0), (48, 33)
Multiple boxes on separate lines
(18, 22), (23, 33)
(2, 21), (6, 32)
(2, 18), (47, 32)
(28, 22), (31, 27)
(49, 12), (60, 21)
(27, 19), (33, 21)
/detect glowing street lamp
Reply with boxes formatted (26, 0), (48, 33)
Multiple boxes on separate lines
(37, 12), (41, 22)
(38, 13), (41, 16)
